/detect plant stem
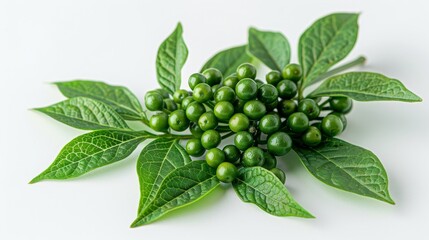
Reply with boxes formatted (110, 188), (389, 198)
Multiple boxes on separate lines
(221, 131), (235, 140)
(216, 125), (231, 132)
(318, 99), (330, 108)
(312, 56), (366, 85)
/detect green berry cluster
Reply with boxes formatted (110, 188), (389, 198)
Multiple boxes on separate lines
(144, 63), (352, 184)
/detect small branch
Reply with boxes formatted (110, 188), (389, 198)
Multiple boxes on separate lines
(221, 131), (235, 140)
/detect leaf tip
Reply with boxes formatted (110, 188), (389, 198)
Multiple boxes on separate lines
(29, 176), (41, 184)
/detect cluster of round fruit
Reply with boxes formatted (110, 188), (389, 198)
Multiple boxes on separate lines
(144, 63), (352, 184)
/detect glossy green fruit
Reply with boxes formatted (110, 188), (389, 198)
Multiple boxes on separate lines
(254, 79), (264, 87)
(198, 111), (218, 131)
(193, 83), (213, 103)
(243, 100), (266, 120)
(214, 101), (235, 121)
(234, 131), (254, 151)
(223, 145), (241, 164)
(302, 126), (322, 147)
(265, 70), (282, 86)
(236, 63), (257, 80)
(145, 91), (164, 111)
(262, 152), (277, 169)
(270, 168), (286, 184)
(202, 68), (223, 86)
(149, 112), (169, 132)
(150, 88), (170, 99)
(277, 80), (297, 99)
(188, 73), (206, 90)
(168, 109), (189, 132)
(282, 63), (302, 82)
(216, 162), (238, 183)
(181, 96), (194, 110)
(173, 89), (189, 104)
(190, 123), (204, 138)
(258, 84), (279, 104)
(329, 112), (347, 130)
(223, 74), (240, 89)
(298, 99), (320, 119)
(163, 98), (178, 111)
(229, 113), (250, 132)
(278, 99), (297, 117)
(201, 130), (221, 149)
(242, 147), (265, 167)
(235, 78), (258, 100)
(267, 132), (292, 156)
(214, 86), (236, 103)
(186, 101), (206, 122)
(186, 138), (205, 157)
(329, 97), (353, 114)
(287, 112), (309, 133)
(321, 114), (344, 137)
(259, 113), (280, 134)
(205, 148), (225, 168)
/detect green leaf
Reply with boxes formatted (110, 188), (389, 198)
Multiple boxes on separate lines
(137, 138), (191, 213)
(299, 13), (359, 88)
(308, 72), (422, 102)
(54, 80), (145, 120)
(156, 23), (188, 95)
(30, 130), (152, 183)
(201, 45), (253, 77)
(131, 161), (219, 227)
(233, 167), (314, 218)
(248, 27), (290, 71)
(294, 138), (395, 204)
(34, 97), (130, 130)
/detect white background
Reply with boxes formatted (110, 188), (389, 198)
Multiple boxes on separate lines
(1, 0), (428, 239)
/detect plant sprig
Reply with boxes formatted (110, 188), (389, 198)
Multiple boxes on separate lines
(31, 12), (421, 227)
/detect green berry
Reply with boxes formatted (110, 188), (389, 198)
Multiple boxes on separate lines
(186, 138), (205, 157)
(168, 109), (189, 132)
(190, 123), (204, 138)
(173, 89), (189, 104)
(149, 112), (169, 132)
(321, 114), (344, 137)
(254, 79), (264, 87)
(214, 101), (235, 121)
(214, 86), (236, 103)
(205, 148), (225, 168)
(267, 132), (292, 156)
(236, 63), (257, 80)
(223, 73), (240, 89)
(193, 83), (213, 103)
(229, 113), (250, 132)
(278, 99), (297, 117)
(181, 96), (194, 110)
(258, 84), (279, 104)
(262, 152), (277, 169)
(259, 113), (281, 134)
(202, 68), (223, 86)
(145, 91), (164, 111)
(223, 145), (241, 164)
(329, 112), (347, 130)
(216, 162), (238, 183)
(186, 101), (206, 122)
(298, 99), (320, 119)
(242, 147), (265, 167)
(270, 168), (286, 184)
(302, 126), (322, 147)
(329, 97), (353, 114)
(287, 112), (309, 133)
(151, 88), (170, 99)
(188, 73), (206, 90)
(282, 63), (302, 82)
(265, 70), (282, 86)
(234, 131), (254, 151)
(163, 98), (178, 111)
(201, 130), (221, 149)
(277, 80), (297, 99)
(235, 78), (258, 100)
(243, 100), (266, 120)
(198, 111), (218, 131)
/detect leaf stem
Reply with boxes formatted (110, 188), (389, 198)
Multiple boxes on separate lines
(312, 56), (366, 85)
